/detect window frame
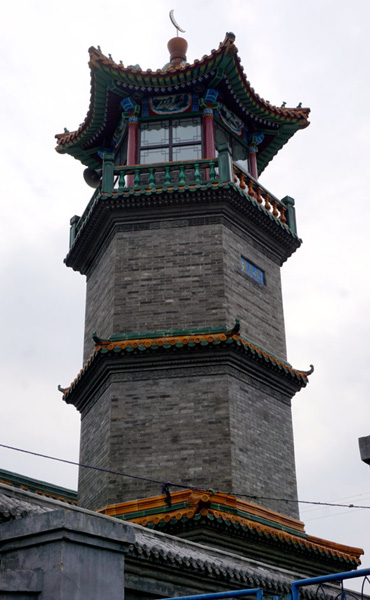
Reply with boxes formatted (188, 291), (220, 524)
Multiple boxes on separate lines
(214, 119), (250, 174)
(139, 116), (203, 164)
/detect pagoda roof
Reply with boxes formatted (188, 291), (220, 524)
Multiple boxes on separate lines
(55, 33), (310, 173)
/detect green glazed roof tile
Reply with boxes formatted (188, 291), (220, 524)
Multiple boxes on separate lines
(55, 33), (309, 172)
(61, 324), (312, 402)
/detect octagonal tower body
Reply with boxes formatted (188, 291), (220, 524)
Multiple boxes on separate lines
(57, 33), (310, 517)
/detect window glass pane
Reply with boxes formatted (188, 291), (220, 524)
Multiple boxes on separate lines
(232, 138), (248, 162)
(172, 118), (201, 144)
(173, 144), (202, 161)
(140, 147), (169, 164)
(215, 123), (249, 172)
(141, 121), (169, 147)
(236, 159), (249, 173)
(214, 122), (230, 148)
(115, 135), (128, 166)
(233, 138), (249, 173)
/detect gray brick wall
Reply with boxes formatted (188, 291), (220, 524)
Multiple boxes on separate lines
(77, 362), (299, 518)
(83, 237), (115, 363)
(228, 373), (299, 518)
(79, 368), (231, 509)
(78, 387), (111, 510)
(83, 221), (226, 362)
(222, 225), (287, 360)
(83, 219), (286, 362)
(78, 211), (298, 518)
(113, 223), (225, 333)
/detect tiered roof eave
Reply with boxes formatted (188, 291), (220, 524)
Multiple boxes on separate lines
(55, 33), (310, 173)
(59, 324), (312, 410)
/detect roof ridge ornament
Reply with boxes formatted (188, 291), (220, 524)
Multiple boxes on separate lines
(169, 9), (185, 36)
(167, 15), (188, 67)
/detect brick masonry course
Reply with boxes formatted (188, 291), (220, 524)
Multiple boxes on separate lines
(77, 361), (299, 518)
(76, 206), (299, 519)
(83, 219), (287, 362)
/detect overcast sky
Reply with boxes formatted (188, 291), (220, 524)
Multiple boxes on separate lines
(1, 0), (370, 584)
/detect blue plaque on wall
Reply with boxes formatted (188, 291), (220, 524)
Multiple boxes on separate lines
(241, 257), (264, 284)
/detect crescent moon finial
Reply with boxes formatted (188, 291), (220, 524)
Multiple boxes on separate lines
(169, 10), (186, 35)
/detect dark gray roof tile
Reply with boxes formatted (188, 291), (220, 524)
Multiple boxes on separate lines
(0, 491), (52, 522)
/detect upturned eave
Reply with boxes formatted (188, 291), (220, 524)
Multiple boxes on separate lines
(55, 33), (310, 173)
(99, 489), (362, 573)
(59, 324), (311, 411)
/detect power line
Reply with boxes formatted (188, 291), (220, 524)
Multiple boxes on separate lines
(0, 443), (190, 490)
(236, 495), (369, 509)
(300, 491), (370, 515)
(1, 442), (370, 510)
(305, 508), (368, 522)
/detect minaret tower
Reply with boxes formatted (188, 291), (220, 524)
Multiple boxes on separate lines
(56, 32), (311, 521)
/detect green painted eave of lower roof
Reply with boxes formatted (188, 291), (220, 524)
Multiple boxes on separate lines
(147, 515), (359, 566)
(0, 468), (77, 503)
(96, 322), (292, 367)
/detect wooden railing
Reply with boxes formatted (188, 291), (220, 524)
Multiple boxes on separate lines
(233, 164), (287, 226)
(69, 151), (297, 249)
(113, 158), (218, 191)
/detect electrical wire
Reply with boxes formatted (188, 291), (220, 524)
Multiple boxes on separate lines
(0, 443), (197, 490)
(305, 507), (368, 522)
(1, 442), (370, 510)
(300, 491), (370, 515)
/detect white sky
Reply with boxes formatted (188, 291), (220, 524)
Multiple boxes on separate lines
(1, 0), (370, 583)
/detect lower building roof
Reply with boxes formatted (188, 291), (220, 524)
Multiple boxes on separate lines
(100, 489), (362, 573)
(0, 483), (363, 592)
(0, 468), (77, 506)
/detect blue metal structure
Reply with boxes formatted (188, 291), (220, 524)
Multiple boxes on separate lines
(158, 569), (370, 600)
(291, 568), (370, 600)
(157, 589), (264, 600)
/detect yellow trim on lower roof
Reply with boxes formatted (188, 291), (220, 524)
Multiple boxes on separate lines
(99, 489), (363, 565)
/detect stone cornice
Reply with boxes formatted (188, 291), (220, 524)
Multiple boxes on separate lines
(65, 184), (301, 275)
